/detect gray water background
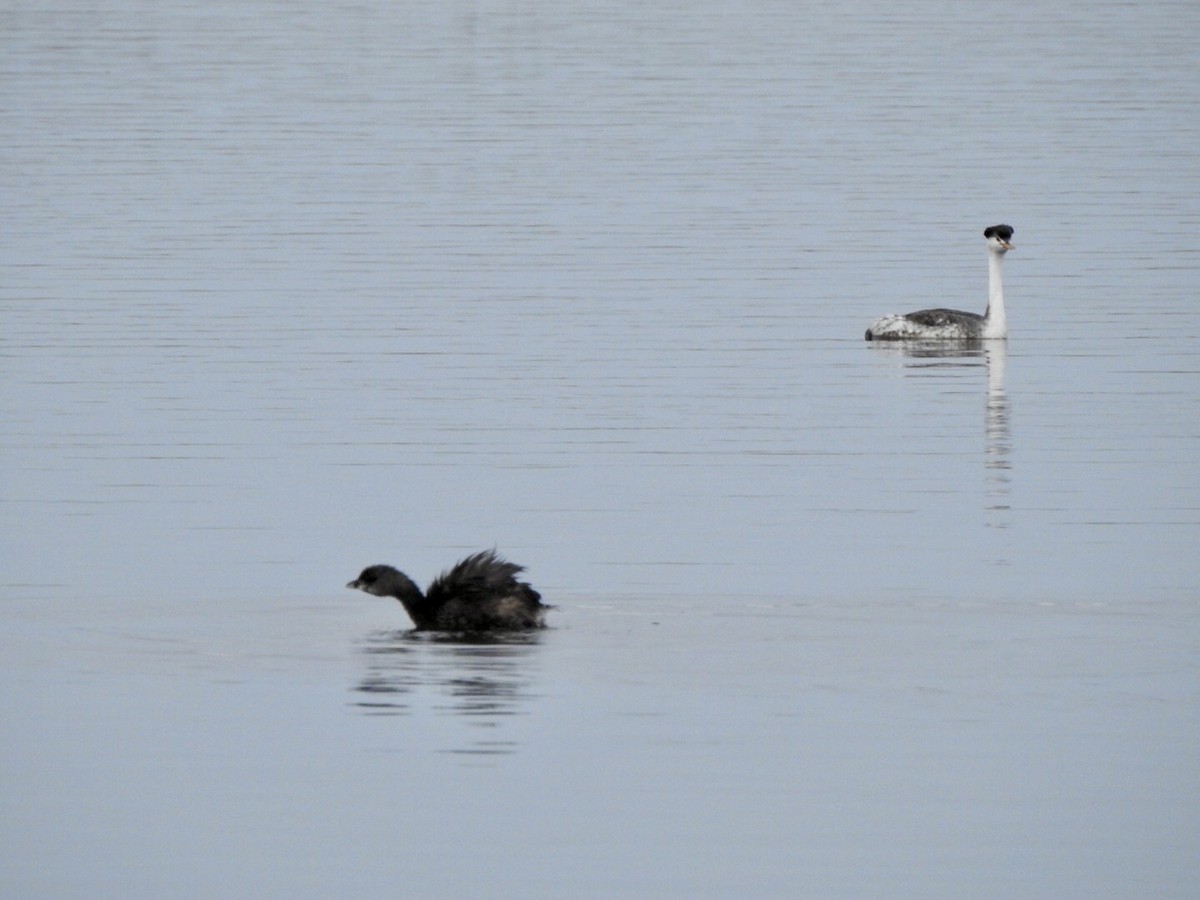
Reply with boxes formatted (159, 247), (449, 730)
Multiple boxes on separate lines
(3, 2), (1198, 897)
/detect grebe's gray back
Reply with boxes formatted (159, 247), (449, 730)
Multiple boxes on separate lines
(865, 225), (1015, 341)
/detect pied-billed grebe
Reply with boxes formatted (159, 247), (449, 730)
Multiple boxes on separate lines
(865, 225), (1015, 341)
(346, 549), (549, 631)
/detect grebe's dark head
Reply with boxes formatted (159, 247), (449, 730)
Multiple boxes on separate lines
(984, 224), (1015, 252)
(347, 564), (415, 598)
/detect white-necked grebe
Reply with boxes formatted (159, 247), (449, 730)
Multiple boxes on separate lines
(865, 225), (1015, 341)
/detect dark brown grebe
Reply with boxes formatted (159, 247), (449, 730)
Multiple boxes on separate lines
(347, 550), (548, 632)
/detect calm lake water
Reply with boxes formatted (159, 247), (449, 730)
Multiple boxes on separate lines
(3, 1), (1198, 897)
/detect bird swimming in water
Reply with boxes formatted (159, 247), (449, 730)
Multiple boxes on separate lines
(346, 549), (549, 632)
(865, 224), (1015, 341)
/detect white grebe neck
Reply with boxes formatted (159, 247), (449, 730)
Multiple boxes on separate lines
(982, 244), (1008, 339)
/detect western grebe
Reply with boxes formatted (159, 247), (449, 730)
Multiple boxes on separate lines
(347, 550), (549, 631)
(865, 225), (1015, 341)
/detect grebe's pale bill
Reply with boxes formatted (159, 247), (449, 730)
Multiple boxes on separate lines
(865, 225), (1015, 341)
